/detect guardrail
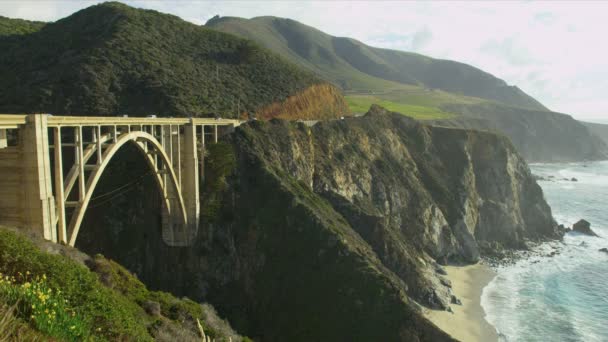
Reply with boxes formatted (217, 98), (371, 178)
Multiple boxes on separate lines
(0, 114), (242, 128)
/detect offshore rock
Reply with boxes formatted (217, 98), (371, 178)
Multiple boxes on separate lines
(573, 219), (598, 236)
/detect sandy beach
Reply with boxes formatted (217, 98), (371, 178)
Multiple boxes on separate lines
(424, 264), (498, 342)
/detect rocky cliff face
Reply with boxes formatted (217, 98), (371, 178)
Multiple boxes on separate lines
(433, 103), (608, 162)
(76, 105), (559, 341)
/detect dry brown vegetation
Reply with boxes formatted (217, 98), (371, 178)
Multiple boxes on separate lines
(255, 84), (350, 120)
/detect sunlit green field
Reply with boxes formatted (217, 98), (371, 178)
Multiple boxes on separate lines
(345, 95), (454, 120)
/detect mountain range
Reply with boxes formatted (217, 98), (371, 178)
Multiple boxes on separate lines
(207, 15), (608, 162)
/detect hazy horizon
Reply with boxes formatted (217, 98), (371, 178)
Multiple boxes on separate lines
(2, 0), (608, 121)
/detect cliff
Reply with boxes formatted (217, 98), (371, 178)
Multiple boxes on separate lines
(73, 105), (558, 341)
(583, 121), (608, 146)
(433, 103), (608, 162)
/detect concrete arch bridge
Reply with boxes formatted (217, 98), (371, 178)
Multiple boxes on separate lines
(0, 114), (240, 247)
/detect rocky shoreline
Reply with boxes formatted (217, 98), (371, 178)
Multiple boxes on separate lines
(481, 218), (605, 270)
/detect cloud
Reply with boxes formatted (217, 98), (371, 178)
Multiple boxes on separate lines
(1, 1), (608, 120)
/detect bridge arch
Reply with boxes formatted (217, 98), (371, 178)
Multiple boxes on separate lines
(67, 131), (187, 246)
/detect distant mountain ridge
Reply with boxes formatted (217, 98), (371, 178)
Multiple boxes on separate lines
(0, 3), (346, 118)
(207, 15), (608, 162)
(206, 15), (546, 111)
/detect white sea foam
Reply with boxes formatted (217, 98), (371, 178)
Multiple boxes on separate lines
(482, 161), (608, 342)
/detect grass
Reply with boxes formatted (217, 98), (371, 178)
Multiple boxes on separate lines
(345, 95), (454, 120)
(0, 302), (46, 341)
(0, 273), (90, 341)
(0, 227), (247, 341)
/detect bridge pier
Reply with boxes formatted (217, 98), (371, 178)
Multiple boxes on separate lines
(20, 115), (56, 241)
(0, 129), (7, 148)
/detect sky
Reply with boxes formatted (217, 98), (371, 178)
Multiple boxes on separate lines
(1, 1), (608, 122)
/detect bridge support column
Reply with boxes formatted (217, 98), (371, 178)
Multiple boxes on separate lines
(21, 114), (56, 241)
(0, 129), (7, 149)
(181, 121), (200, 243)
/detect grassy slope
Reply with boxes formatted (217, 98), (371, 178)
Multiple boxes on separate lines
(0, 227), (246, 341)
(346, 95), (453, 120)
(0, 3), (330, 118)
(206, 15), (546, 112)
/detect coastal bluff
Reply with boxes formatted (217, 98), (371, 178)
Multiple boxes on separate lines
(77, 105), (560, 341)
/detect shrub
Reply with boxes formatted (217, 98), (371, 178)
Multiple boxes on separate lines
(0, 272), (89, 341)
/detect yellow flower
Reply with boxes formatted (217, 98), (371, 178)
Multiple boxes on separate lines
(69, 325), (75, 330)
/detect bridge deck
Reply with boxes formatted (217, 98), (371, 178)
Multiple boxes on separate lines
(0, 114), (241, 129)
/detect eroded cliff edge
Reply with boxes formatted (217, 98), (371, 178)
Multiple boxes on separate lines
(77, 105), (560, 341)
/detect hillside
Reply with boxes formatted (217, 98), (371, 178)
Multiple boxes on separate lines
(0, 2), (347, 119)
(583, 121), (608, 145)
(0, 16), (44, 36)
(72, 106), (560, 341)
(432, 103), (608, 162)
(0, 227), (247, 341)
(206, 15), (546, 111)
(207, 15), (608, 162)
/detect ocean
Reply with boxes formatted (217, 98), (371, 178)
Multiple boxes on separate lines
(481, 161), (608, 342)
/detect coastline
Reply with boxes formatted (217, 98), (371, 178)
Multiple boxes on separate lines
(424, 264), (498, 342)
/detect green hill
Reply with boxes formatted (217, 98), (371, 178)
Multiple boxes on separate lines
(0, 3), (344, 118)
(206, 15), (546, 111)
(0, 16), (45, 36)
(207, 15), (608, 162)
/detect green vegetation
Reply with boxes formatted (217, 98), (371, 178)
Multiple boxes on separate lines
(207, 15), (547, 111)
(0, 273), (89, 341)
(0, 2), (327, 118)
(0, 227), (244, 341)
(201, 142), (237, 221)
(346, 95), (453, 120)
(0, 16), (44, 36)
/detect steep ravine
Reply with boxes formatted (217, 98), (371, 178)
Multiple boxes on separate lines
(76, 106), (559, 341)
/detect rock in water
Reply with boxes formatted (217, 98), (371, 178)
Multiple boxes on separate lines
(599, 248), (608, 254)
(572, 219), (598, 236)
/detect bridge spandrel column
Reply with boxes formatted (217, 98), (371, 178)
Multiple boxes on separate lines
(21, 114), (56, 241)
(0, 129), (7, 149)
(180, 122), (200, 243)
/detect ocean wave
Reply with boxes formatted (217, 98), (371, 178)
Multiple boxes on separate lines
(481, 161), (608, 342)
